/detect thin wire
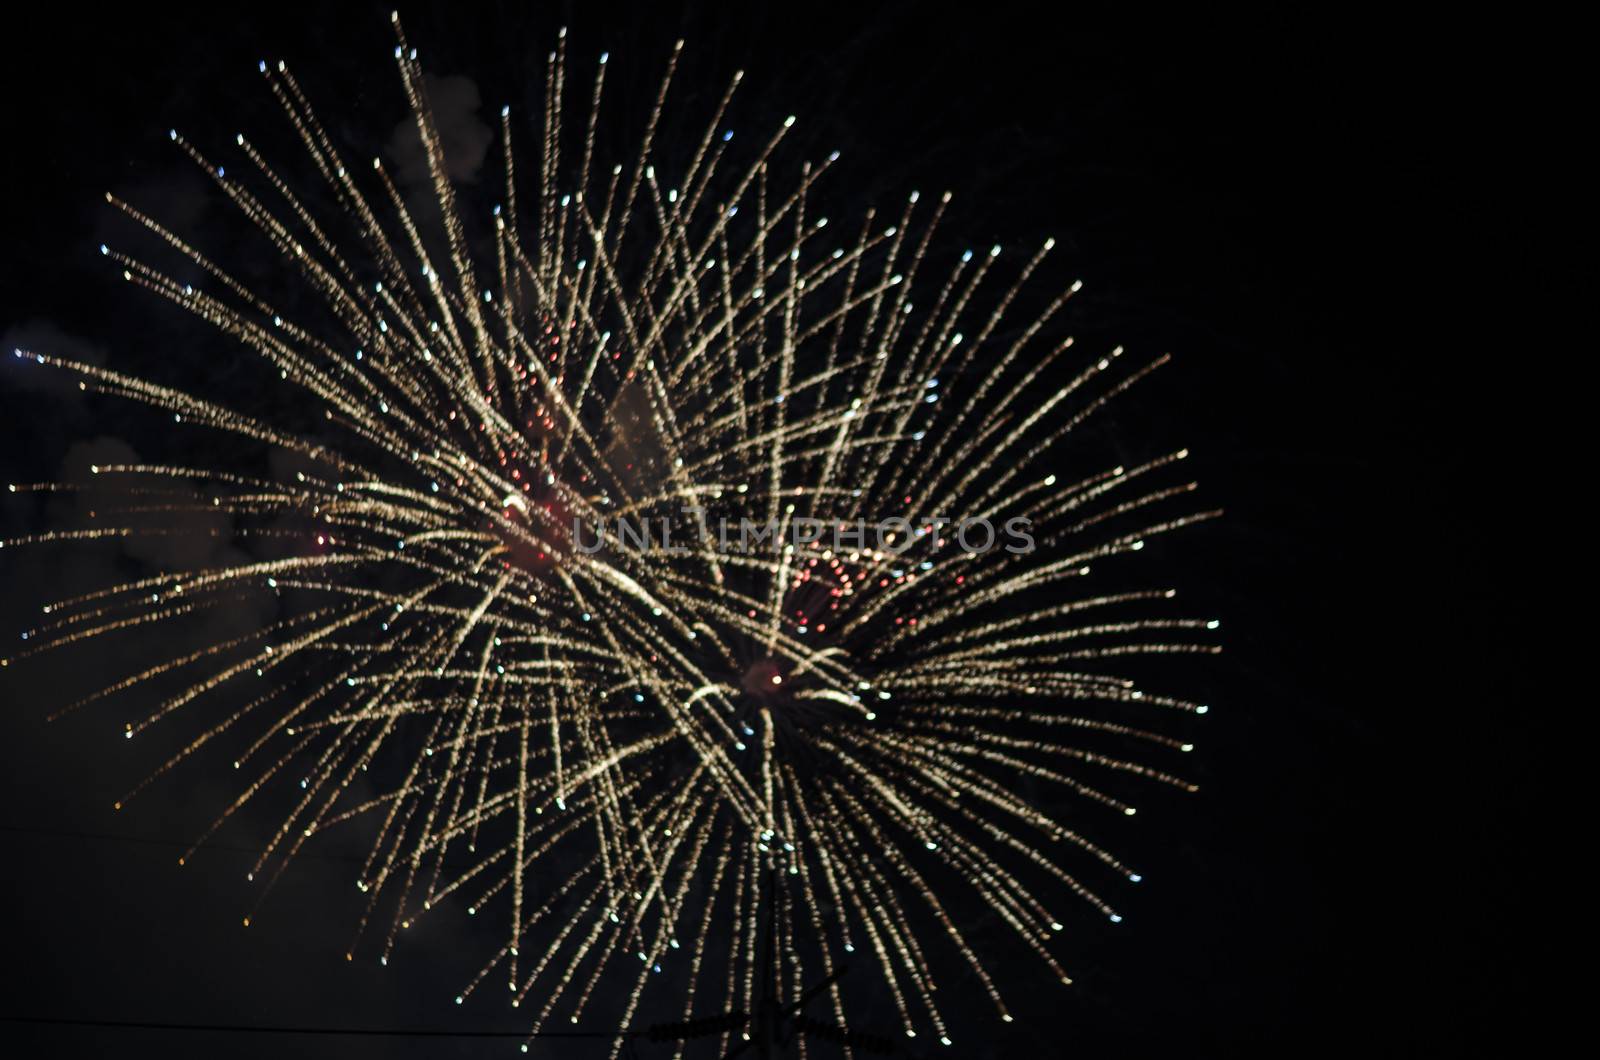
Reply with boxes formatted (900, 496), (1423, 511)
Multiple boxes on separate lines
(1, 1014), (630, 1038)
(0, 823), (366, 863)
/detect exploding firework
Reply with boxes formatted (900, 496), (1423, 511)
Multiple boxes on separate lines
(4, 14), (1218, 1054)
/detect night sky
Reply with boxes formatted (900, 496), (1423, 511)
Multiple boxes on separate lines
(0, 4), (1541, 1057)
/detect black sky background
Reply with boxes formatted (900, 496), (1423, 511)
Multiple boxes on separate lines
(0, 3), (1546, 1057)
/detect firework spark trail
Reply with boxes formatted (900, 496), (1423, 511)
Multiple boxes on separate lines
(3, 13), (1219, 1053)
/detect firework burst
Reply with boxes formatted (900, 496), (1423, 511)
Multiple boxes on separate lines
(4, 14), (1218, 1054)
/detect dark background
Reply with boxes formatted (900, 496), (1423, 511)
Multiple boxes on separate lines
(0, 3), (1545, 1057)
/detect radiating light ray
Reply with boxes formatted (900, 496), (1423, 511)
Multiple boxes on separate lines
(3, 15), (1218, 1054)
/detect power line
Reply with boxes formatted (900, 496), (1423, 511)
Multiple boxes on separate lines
(0, 822), (367, 863)
(1, 1014), (624, 1039)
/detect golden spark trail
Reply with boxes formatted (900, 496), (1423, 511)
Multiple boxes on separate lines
(3, 13), (1218, 1053)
